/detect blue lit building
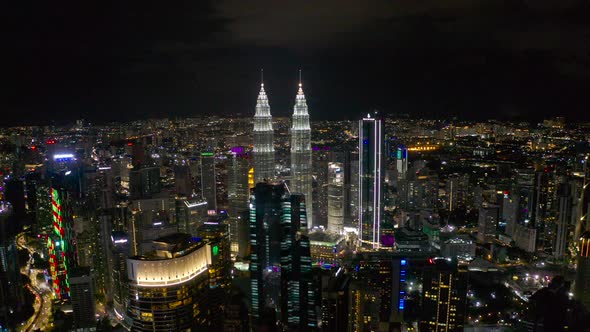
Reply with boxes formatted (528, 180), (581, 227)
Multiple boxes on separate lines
(349, 253), (407, 331)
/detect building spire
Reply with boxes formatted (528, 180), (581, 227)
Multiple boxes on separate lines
(261, 68), (264, 87)
(298, 69), (302, 87)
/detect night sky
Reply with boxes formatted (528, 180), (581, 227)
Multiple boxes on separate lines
(4, 0), (590, 126)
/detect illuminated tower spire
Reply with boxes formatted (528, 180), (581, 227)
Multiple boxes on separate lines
(253, 69), (275, 183)
(290, 70), (313, 228)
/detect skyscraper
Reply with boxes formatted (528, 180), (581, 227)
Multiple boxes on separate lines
(126, 234), (214, 331)
(280, 193), (317, 330)
(554, 183), (572, 260)
(349, 253), (407, 331)
(477, 204), (499, 243)
(358, 112), (384, 249)
(291, 76), (313, 228)
(327, 162), (345, 234)
(249, 182), (317, 330)
(47, 187), (77, 299)
(253, 75), (275, 184)
(0, 202), (25, 329)
(69, 267), (96, 329)
(420, 258), (468, 332)
(228, 146), (250, 257)
(201, 152), (217, 211)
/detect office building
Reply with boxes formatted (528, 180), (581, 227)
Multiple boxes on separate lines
(0, 202), (25, 329)
(253, 78), (275, 183)
(126, 234), (214, 331)
(290, 78), (314, 228)
(228, 146), (250, 257)
(200, 152), (217, 211)
(47, 187), (77, 299)
(327, 162), (345, 234)
(69, 267), (96, 329)
(554, 183), (572, 260)
(174, 163), (192, 197)
(249, 182), (317, 330)
(349, 253), (407, 331)
(477, 204), (499, 243)
(420, 258), (468, 332)
(129, 166), (161, 199)
(358, 112), (384, 249)
(176, 198), (208, 237)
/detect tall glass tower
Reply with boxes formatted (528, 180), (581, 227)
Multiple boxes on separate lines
(359, 112), (384, 249)
(249, 182), (317, 330)
(290, 77), (313, 229)
(253, 77), (275, 184)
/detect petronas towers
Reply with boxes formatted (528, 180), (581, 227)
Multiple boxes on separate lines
(252, 72), (314, 228)
(253, 81), (274, 184)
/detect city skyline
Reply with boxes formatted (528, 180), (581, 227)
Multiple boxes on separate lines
(2, 1), (590, 331)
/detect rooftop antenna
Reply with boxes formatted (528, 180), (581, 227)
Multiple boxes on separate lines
(298, 69), (302, 87)
(261, 68), (264, 87)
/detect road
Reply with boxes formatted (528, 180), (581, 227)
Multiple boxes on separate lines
(16, 234), (53, 332)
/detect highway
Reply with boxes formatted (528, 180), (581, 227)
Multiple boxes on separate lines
(16, 234), (53, 332)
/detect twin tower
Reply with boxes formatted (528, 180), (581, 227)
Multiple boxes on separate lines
(252, 71), (313, 228)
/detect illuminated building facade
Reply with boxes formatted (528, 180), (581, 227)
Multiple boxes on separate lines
(327, 162), (345, 234)
(227, 146), (250, 257)
(253, 79), (275, 184)
(420, 258), (468, 332)
(349, 253), (407, 331)
(358, 113), (384, 249)
(47, 187), (77, 299)
(249, 182), (317, 330)
(290, 79), (313, 228)
(126, 234), (214, 331)
(176, 198), (208, 237)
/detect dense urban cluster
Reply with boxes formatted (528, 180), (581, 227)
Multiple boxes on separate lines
(1, 83), (590, 332)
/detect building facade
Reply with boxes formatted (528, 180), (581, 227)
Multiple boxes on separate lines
(358, 113), (384, 249)
(253, 81), (275, 184)
(290, 81), (313, 229)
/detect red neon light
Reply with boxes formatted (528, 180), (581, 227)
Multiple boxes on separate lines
(31, 146), (37, 150)
(127, 142), (134, 146)
(429, 258), (434, 264)
(46, 139), (57, 145)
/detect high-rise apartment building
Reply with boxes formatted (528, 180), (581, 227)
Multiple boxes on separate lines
(290, 78), (313, 228)
(359, 112), (384, 249)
